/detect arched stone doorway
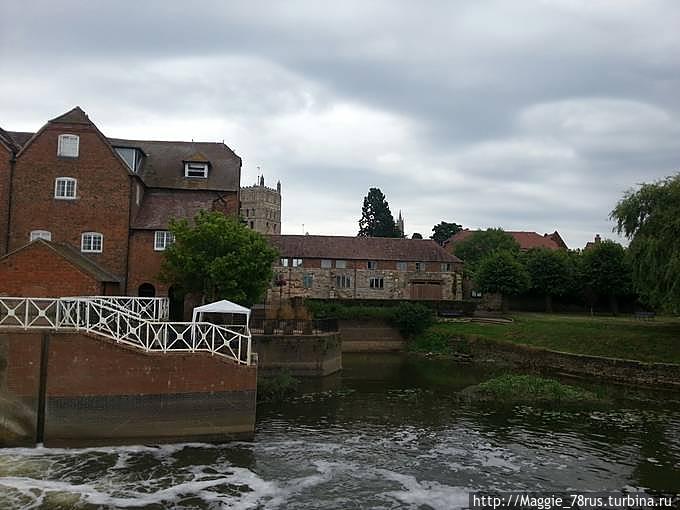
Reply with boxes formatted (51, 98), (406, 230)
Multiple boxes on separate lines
(168, 285), (186, 321)
(138, 283), (156, 297)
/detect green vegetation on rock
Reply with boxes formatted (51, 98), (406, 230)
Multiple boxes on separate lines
(258, 371), (300, 403)
(470, 374), (598, 403)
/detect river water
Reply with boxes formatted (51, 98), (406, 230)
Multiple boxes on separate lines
(0, 354), (679, 509)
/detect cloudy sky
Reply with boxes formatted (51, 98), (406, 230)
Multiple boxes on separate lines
(2, 1), (679, 248)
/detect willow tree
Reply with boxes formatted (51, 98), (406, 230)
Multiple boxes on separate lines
(611, 174), (680, 313)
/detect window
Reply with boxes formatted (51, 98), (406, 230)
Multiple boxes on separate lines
(184, 162), (208, 178)
(30, 230), (52, 241)
(154, 231), (174, 251)
(292, 258), (303, 267)
(54, 177), (77, 199)
(368, 260), (378, 270)
(471, 290), (483, 298)
(81, 232), (103, 253)
(280, 258), (289, 267)
(114, 147), (142, 172)
(250, 221), (254, 229)
(441, 263), (451, 272)
(369, 277), (384, 289)
(335, 260), (347, 269)
(321, 259), (332, 269)
(396, 261), (407, 271)
(303, 274), (314, 288)
(415, 262), (425, 272)
(335, 274), (351, 288)
(57, 134), (79, 157)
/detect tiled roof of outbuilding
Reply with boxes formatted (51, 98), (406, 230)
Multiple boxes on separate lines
(268, 235), (462, 263)
(444, 229), (566, 251)
(132, 190), (224, 229)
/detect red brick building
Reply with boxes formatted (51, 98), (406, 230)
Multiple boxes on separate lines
(444, 229), (568, 252)
(0, 107), (241, 305)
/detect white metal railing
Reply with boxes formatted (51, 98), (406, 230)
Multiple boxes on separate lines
(0, 296), (251, 365)
(66, 296), (169, 321)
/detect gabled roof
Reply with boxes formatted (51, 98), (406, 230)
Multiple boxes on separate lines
(1, 240), (121, 283)
(5, 131), (34, 148)
(0, 127), (19, 153)
(444, 229), (566, 251)
(268, 235), (462, 263)
(132, 189), (224, 229)
(108, 138), (240, 191)
(48, 106), (92, 125)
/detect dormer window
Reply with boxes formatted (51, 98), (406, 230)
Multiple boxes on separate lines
(57, 134), (79, 158)
(114, 147), (143, 172)
(184, 162), (208, 178)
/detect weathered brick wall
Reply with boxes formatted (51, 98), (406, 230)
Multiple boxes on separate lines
(0, 242), (103, 297)
(0, 144), (12, 256)
(9, 122), (131, 278)
(127, 230), (168, 296)
(269, 267), (462, 302)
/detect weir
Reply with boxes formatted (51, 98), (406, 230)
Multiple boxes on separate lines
(0, 296), (257, 447)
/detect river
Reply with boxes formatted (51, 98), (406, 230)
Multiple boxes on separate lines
(0, 354), (678, 509)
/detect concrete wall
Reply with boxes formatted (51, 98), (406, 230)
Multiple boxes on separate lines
(0, 330), (257, 446)
(253, 332), (342, 376)
(338, 319), (407, 352)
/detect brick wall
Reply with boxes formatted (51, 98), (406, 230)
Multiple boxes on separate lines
(0, 242), (104, 297)
(9, 122), (131, 279)
(0, 144), (12, 256)
(127, 230), (168, 296)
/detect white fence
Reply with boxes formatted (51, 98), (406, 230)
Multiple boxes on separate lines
(0, 297), (251, 365)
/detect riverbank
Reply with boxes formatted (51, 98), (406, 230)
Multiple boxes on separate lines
(415, 313), (680, 364)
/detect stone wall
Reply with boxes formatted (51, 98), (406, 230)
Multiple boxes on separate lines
(0, 330), (257, 446)
(253, 332), (342, 376)
(452, 335), (680, 389)
(269, 267), (462, 302)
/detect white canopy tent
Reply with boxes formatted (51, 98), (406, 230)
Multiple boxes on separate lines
(191, 299), (251, 326)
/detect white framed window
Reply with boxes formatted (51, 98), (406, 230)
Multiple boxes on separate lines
(30, 230), (52, 242)
(280, 258), (289, 267)
(368, 260), (378, 270)
(335, 260), (347, 269)
(415, 262), (425, 272)
(292, 258), (303, 267)
(441, 263), (451, 272)
(54, 177), (77, 199)
(154, 231), (174, 251)
(184, 162), (208, 178)
(321, 259), (332, 269)
(335, 275), (351, 288)
(57, 134), (79, 157)
(369, 277), (384, 289)
(471, 290), (483, 298)
(81, 232), (103, 253)
(396, 261), (407, 271)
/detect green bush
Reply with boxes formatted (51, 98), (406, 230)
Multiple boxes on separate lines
(391, 302), (435, 339)
(408, 329), (451, 353)
(257, 371), (299, 402)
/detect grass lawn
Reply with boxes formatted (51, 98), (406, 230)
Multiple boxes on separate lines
(427, 313), (680, 364)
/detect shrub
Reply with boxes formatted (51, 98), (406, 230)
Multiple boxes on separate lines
(257, 371), (299, 403)
(391, 302), (435, 339)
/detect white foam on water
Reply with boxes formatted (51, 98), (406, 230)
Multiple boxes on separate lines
(375, 468), (471, 510)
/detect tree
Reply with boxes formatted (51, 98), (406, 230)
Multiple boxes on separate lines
(611, 174), (680, 313)
(411, 232), (423, 239)
(160, 211), (278, 306)
(430, 221), (463, 245)
(580, 240), (632, 315)
(358, 188), (401, 237)
(452, 228), (520, 274)
(525, 248), (573, 312)
(475, 251), (530, 312)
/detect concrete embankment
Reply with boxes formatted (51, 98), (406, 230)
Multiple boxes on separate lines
(0, 331), (257, 447)
(338, 319), (406, 352)
(253, 332), (342, 376)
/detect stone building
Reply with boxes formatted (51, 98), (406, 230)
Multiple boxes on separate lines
(0, 106), (241, 310)
(266, 235), (463, 304)
(240, 176), (281, 235)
